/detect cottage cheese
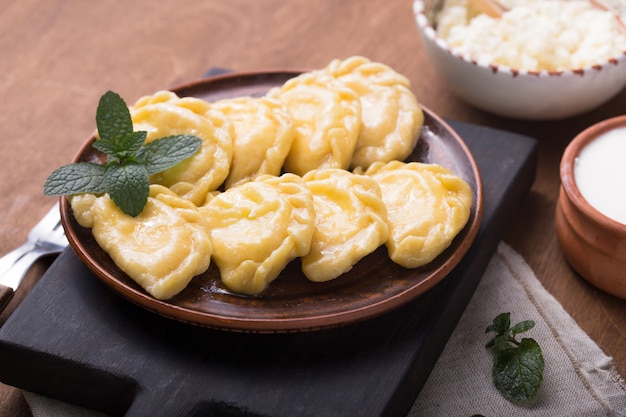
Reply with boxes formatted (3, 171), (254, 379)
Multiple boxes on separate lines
(436, 0), (626, 71)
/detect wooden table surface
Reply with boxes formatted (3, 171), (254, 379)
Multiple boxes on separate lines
(1, 0), (625, 415)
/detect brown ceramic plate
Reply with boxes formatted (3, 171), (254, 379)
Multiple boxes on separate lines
(60, 70), (484, 333)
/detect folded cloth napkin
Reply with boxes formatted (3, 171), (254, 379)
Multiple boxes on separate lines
(24, 243), (626, 417)
(410, 243), (626, 417)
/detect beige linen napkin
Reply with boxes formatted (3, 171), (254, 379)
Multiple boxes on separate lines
(24, 243), (626, 416)
(410, 243), (626, 417)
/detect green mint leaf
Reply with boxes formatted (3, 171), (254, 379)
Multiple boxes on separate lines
(511, 320), (535, 336)
(45, 90), (204, 217)
(492, 338), (544, 405)
(93, 131), (147, 159)
(105, 162), (149, 217)
(120, 130), (148, 156)
(486, 313), (544, 406)
(92, 139), (119, 156)
(96, 91), (133, 147)
(139, 134), (202, 175)
(487, 333), (512, 350)
(486, 312), (511, 336)
(44, 163), (106, 195)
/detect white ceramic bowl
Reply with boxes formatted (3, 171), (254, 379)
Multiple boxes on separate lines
(413, 0), (626, 120)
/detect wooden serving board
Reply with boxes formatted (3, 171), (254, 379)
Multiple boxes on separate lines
(0, 121), (537, 417)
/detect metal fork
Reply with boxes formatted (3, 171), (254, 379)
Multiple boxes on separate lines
(0, 202), (69, 311)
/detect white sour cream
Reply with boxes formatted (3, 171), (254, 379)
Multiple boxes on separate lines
(574, 127), (626, 225)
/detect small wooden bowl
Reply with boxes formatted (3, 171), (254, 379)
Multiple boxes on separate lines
(556, 115), (626, 299)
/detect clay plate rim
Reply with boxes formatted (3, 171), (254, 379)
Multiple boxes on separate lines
(60, 70), (484, 333)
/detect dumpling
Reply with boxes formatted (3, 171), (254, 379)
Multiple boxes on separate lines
(70, 185), (212, 300)
(301, 169), (389, 282)
(201, 173), (315, 295)
(359, 161), (472, 268)
(131, 91), (234, 206)
(213, 96), (295, 189)
(132, 89), (180, 107)
(323, 56), (424, 169)
(267, 71), (361, 176)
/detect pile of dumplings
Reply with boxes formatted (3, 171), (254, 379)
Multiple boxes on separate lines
(70, 56), (473, 300)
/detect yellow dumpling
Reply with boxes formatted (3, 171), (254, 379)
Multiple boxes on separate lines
(201, 173), (315, 295)
(267, 71), (361, 176)
(132, 89), (180, 107)
(131, 91), (234, 206)
(359, 161), (472, 268)
(323, 56), (424, 169)
(213, 96), (295, 189)
(70, 185), (212, 300)
(301, 169), (389, 282)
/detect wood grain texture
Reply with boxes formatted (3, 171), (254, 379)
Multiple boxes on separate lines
(1, 0), (625, 415)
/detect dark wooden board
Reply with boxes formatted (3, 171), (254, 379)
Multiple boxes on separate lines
(0, 121), (537, 417)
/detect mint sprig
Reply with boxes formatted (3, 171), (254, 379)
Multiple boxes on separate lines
(486, 312), (544, 405)
(44, 91), (202, 217)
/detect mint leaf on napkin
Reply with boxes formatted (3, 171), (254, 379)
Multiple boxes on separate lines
(486, 312), (544, 405)
(44, 91), (202, 217)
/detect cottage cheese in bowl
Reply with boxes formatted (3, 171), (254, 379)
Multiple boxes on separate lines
(413, 0), (626, 119)
(436, 0), (626, 71)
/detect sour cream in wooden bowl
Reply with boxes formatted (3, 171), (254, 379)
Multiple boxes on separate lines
(556, 115), (626, 299)
(574, 126), (626, 225)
